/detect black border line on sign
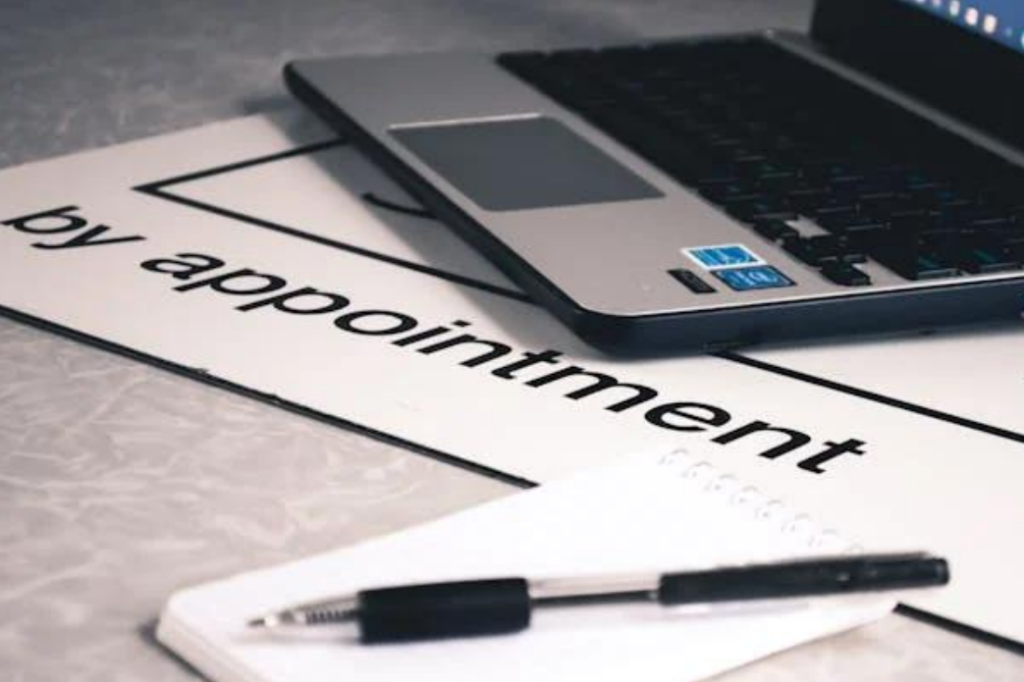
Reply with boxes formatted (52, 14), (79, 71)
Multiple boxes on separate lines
(133, 138), (532, 305)
(134, 139), (1024, 449)
(0, 303), (536, 491)
(896, 605), (1024, 656)
(717, 350), (1024, 445)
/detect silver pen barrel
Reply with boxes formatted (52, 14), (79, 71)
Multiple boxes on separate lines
(249, 595), (359, 629)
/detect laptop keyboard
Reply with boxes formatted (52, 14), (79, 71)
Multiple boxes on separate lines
(497, 38), (1024, 286)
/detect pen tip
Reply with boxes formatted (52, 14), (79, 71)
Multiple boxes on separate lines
(248, 615), (278, 629)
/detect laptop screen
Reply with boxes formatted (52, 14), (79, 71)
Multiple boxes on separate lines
(814, 0), (1024, 149)
(899, 0), (1024, 54)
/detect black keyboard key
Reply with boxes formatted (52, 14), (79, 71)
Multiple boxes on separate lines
(907, 186), (964, 208)
(914, 256), (963, 280)
(738, 161), (797, 180)
(778, 233), (860, 266)
(858, 193), (907, 215)
(787, 188), (831, 211)
(698, 182), (760, 203)
(753, 219), (798, 241)
(919, 215), (961, 237)
(875, 247), (961, 280)
(696, 166), (744, 185)
(964, 214), (1016, 234)
(809, 204), (858, 222)
(904, 175), (946, 192)
(956, 242), (1021, 274)
(756, 174), (805, 194)
(822, 262), (872, 286)
(807, 235), (867, 263)
(725, 197), (797, 223)
(887, 212), (932, 234)
(884, 206), (929, 221)
(818, 213), (888, 235)
(978, 179), (1024, 211)
(802, 161), (863, 183)
(852, 230), (942, 280)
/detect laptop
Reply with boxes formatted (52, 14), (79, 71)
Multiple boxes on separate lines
(284, 0), (1024, 354)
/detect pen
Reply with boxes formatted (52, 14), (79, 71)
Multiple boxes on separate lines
(248, 552), (949, 643)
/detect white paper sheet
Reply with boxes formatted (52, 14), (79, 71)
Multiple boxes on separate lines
(1, 109), (1021, 642)
(158, 451), (892, 682)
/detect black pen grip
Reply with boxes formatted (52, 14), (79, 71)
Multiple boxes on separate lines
(658, 555), (950, 605)
(357, 578), (531, 643)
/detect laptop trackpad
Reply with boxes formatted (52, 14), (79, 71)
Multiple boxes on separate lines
(390, 116), (663, 212)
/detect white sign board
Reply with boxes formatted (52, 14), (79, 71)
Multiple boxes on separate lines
(1, 110), (1022, 644)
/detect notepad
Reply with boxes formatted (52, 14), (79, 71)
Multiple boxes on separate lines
(157, 450), (894, 682)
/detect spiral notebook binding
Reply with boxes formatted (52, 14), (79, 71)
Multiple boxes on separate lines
(658, 448), (855, 554)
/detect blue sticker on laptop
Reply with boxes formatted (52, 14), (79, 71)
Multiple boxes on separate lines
(685, 244), (764, 270)
(714, 266), (795, 291)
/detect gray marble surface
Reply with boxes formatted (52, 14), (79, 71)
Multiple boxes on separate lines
(1, 1), (1022, 681)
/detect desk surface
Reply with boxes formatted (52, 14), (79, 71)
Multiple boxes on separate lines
(1, 1), (1022, 680)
